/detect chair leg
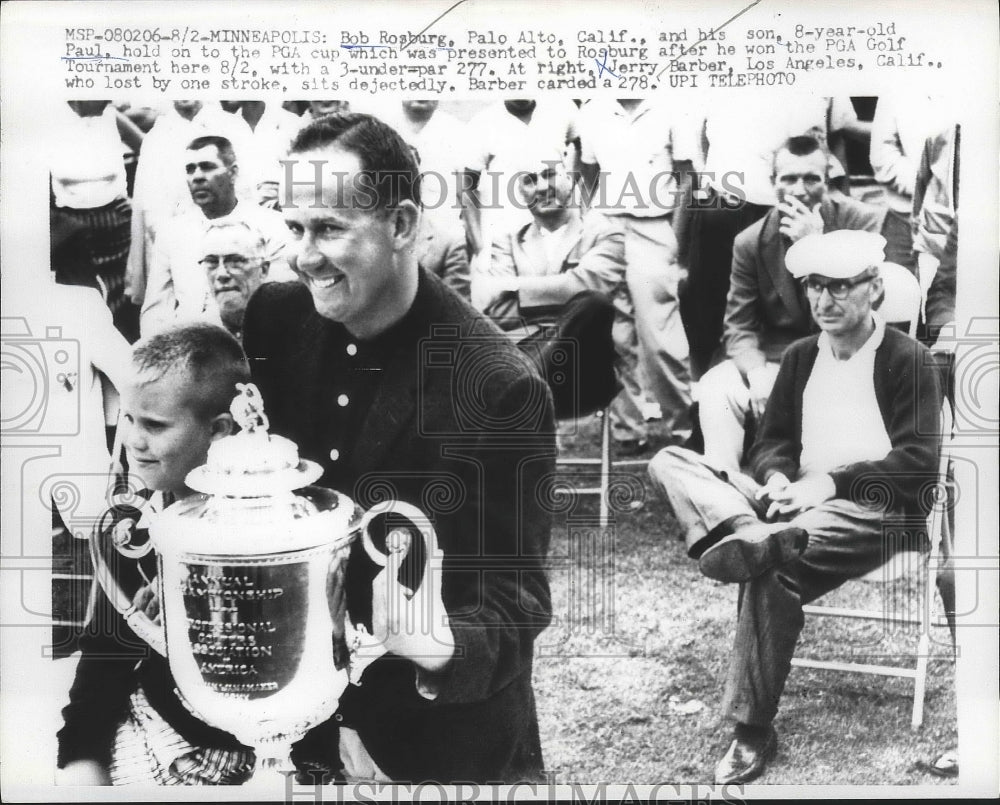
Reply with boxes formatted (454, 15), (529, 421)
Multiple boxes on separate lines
(599, 408), (610, 530)
(912, 632), (929, 729)
(912, 544), (936, 729)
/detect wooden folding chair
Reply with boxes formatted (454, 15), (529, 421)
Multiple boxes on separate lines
(791, 402), (953, 729)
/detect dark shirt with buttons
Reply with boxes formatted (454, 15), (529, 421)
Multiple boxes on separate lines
(315, 302), (424, 490)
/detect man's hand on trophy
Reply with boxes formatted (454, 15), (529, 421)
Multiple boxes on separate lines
(371, 529), (455, 674)
(131, 580), (161, 626)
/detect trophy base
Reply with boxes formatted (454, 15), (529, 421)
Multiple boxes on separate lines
(247, 742), (295, 788)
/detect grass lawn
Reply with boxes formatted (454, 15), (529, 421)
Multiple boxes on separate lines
(533, 414), (957, 787)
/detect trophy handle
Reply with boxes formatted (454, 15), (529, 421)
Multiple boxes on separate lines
(89, 508), (167, 656)
(357, 500), (440, 597)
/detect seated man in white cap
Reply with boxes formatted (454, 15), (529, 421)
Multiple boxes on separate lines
(647, 229), (942, 784)
(695, 135), (884, 471)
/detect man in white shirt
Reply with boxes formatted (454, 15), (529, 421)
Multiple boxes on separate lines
(478, 146), (645, 446)
(375, 100), (470, 235)
(869, 94), (938, 273)
(199, 222), (272, 342)
(461, 99), (578, 259)
(140, 135), (292, 336)
(222, 101), (305, 207)
(574, 98), (700, 444)
(647, 230), (942, 784)
(125, 101), (258, 308)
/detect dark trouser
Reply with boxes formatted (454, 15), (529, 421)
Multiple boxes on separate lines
(881, 206), (918, 275)
(677, 193), (771, 380)
(649, 447), (911, 726)
(516, 291), (621, 420)
(51, 196), (140, 342)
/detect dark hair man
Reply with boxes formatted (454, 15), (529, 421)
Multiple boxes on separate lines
(245, 112), (556, 783)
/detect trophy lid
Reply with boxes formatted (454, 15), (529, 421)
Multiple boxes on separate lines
(185, 383), (324, 498)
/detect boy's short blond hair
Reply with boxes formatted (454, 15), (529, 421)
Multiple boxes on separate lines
(130, 323), (251, 420)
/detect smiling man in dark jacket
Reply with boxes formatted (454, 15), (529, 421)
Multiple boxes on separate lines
(244, 112), (556, 783)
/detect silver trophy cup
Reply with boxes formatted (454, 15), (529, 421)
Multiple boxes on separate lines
(91, 383), (440, 783)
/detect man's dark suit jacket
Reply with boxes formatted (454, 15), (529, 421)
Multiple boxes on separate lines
(243, 270), (556, 783)
(416, 216), (471, 302)
(724, 193), (885, 375)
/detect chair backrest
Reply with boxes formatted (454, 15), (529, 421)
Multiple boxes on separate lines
(861, 398), (953, 581)
(877, 262), (922, 338)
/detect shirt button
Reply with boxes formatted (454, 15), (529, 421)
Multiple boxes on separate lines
(337, 394), (349, 407)
(346, 344), (358, 356)
(329, 449), (340, 461)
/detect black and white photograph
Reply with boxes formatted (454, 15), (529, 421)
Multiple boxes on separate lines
(1, 0), (997, 800)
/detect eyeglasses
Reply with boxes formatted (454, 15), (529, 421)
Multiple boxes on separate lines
(198, 255), (259, 272)
(800, 274), (874, 300)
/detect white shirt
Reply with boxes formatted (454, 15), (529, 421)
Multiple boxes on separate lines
(375, 104), (470, 229)
(800, 315), (892, 476)
(870, 95), (938, 214)
(465, 100), (579, 237)
(140, 201), (294, 336)
(228, 104), (305, 187)
(688, 95), (857, 207)
(131, 104), (258, 230)
(2, 282), (131, 533)
(577, 98), (700, 217)
(49, 105), (127, 209)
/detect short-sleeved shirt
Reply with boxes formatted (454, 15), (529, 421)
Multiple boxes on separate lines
(465, 100), (578, 237)
(576, 98), (700, 218)
(376, 105), (471, 230)
(692, 95), (858, 206)
(49, 105), (128, 209)
(140, 201), (294, 336)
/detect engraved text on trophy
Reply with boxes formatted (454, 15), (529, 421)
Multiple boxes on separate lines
(181, 562), (308, 698)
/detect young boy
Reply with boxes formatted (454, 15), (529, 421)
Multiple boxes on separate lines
(55, 323), (278, 785)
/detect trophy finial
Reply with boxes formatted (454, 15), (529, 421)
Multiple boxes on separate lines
(231, 383), (270, 434)
(187, 383), (322, 496)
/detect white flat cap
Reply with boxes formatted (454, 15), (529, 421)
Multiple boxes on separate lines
(785, 231), (887, 279)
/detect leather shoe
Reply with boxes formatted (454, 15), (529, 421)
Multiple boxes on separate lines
(714, 726), (777, 785)
(699, 523), (808, 583)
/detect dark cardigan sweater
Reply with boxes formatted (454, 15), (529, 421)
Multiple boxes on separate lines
(748, 326), (943, 519)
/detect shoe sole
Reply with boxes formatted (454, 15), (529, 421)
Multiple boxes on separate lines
(699, 527), (808, 583)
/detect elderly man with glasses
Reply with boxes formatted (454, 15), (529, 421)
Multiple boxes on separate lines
(648, 230), (942, 784)
(695, 134), (884, 471)
(198, 222), (270, 341)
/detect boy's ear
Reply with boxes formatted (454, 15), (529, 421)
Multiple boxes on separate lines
(209, 413), (236, 442)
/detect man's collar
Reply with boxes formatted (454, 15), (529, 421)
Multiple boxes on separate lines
(523, 208), (581, 240)
(202, 199), (245, 227)
(343, 268), (428, 351)
(817, 314), (886, 361)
